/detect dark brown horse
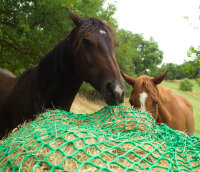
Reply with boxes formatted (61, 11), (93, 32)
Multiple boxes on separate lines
(121, 71), (194, 134)
(0, 10), (125, 137)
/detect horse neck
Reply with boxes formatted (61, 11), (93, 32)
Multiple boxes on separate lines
(156, 85), (172, 123)
(37, 37), (82, 111)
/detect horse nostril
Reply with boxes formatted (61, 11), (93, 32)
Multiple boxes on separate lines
(153, 101), (158, 109)
(106, 82), (112, 90)
(106, 82), (114, 97)
(129, 100), (133, 106)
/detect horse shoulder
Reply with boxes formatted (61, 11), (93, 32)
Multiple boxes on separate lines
(157, 93), (185, 129)
(173, 94), (194, 134)
(0, 68), (16, 78)
(0, 69), (16, 91)
(174, 94), (193, 111)
(4, 67), (42, 126)
(0, 69), (16, 111)
(0, 69), (17, 137)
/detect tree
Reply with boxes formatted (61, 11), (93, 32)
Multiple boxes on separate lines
(132, 35), (163, 76)
(152, 63), (177, 80)
(116, 30), (163, 77)
(116, 29), (136, 77)
(184, 2), (200, 84)
(186, 46), (200, 78)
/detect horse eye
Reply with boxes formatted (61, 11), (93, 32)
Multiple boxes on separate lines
(82, 39), (93, 46)
(154, 100), (158, 105)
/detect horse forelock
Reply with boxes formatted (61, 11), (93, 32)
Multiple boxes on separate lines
(135, 76), (150, 89)
(72, 18), (117, 53)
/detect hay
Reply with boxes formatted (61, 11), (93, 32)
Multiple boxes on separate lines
(0, 106), (200, 172)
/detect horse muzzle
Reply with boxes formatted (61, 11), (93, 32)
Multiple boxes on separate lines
(103, 81), (125, 105)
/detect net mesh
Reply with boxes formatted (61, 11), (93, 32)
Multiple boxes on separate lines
(0, 106), (200, 171)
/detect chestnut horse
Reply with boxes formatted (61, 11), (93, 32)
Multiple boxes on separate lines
(0, 10), (125, 137)
(121, 70), (194, 134)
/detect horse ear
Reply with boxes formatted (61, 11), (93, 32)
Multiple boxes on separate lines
(67, 8), (84, 26)
(152, 70), (168, 85)
(120, 71), (135, 86)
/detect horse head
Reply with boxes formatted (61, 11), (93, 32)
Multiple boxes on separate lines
(68, 9), (125, 105)
(121, 70), (168, 118)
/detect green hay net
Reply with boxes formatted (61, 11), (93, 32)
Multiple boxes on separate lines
(0, 106), (200, 171)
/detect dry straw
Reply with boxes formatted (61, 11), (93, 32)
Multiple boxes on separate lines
(0, 106), (200, 171)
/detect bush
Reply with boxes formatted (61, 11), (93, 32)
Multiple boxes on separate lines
(179, 78), (193, 91)
(196, 78), (200, 86)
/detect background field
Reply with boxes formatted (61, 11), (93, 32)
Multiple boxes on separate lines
(71, 80), (200, 136)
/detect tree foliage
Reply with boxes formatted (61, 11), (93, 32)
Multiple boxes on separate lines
(132, 35), (163, 76)
(116, 29), (163, 77)
(151, 62), (194, 80)
(179, 78), (193, 91)
(184, 2), (200, 85)
(186, 46), (200, 78)
(116, 29), (136, 77)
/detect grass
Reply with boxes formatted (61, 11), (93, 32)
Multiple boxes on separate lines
(71, 80), (200, 137)
(71, 94), (107, 114)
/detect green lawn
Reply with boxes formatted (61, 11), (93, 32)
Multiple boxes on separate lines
(162, 80), (200, 136)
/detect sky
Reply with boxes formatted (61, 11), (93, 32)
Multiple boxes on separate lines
(106, 0), (200, 65)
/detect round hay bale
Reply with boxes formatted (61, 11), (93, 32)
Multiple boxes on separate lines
(0, 106), (200, 171)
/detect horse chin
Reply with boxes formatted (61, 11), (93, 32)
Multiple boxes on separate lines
(104, 96), (119, 106)
(104, 96), (121, 106)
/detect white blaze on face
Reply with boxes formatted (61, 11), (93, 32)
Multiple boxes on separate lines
(115, 85), (123, 97)
(99, 30), (106, 35)
(139, 92), (148, 111)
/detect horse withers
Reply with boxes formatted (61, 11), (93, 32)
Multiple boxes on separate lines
(0, 10), (125, 138)
(121, 70), (194, 135)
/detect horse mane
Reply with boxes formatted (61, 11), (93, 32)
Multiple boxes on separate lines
(157, 85), (172, 103)
(73, 18), (117, 53)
